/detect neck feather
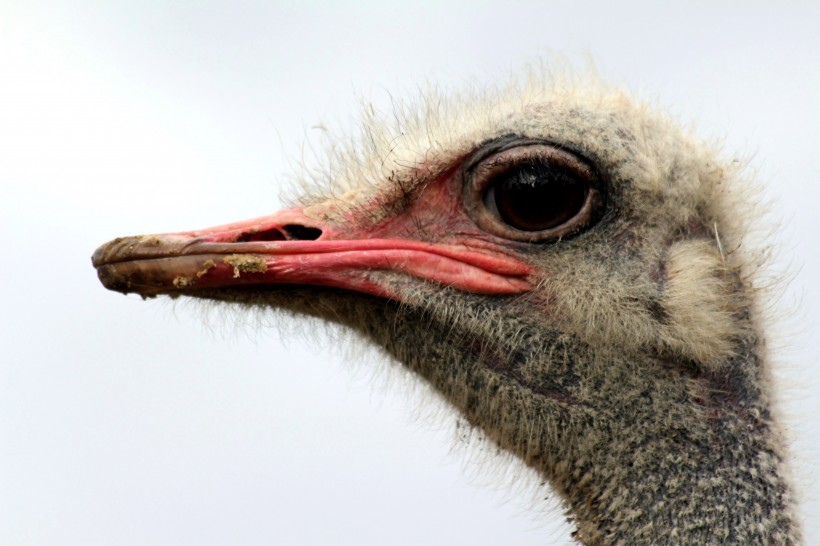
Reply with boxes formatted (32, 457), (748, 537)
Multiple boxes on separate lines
(380, 295), (802, 545)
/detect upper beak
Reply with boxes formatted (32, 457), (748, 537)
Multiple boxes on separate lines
(92, 208), (534, 299)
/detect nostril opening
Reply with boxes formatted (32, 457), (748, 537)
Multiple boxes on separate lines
(236, 224), (323, 242)
(237, 228), (287, 242)
(283, 224), (323, 241)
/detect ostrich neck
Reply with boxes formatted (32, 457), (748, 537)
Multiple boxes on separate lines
(378, 300), (802, 545)
(198, 288), (801, 545)
(559, 372), (802, 546)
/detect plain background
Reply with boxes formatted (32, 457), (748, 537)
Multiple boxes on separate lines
(2, 2), (818, 545)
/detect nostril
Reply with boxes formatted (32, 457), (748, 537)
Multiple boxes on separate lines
(237, 228), (287, 242)
(236, 224), (323, 242)
(283, 224), (323, 241)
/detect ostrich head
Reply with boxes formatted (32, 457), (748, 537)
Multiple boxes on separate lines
(92, 72), (801, 545)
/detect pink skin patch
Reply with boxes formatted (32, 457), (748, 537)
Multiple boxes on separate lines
(93, 172), (535, 299)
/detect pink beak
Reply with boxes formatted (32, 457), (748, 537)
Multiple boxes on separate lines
(92, 207), (534, 299)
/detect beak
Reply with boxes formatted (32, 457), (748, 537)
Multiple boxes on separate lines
(92, 207), (534, 299)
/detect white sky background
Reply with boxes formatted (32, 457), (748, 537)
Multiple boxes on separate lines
(2, 2), (818, 544)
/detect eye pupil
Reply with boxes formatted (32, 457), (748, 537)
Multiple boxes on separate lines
(492, 163), (587, 232)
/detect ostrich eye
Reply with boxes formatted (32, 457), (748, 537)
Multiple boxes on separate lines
(488, 162), (587, 231)
(465, 143), (604, 242)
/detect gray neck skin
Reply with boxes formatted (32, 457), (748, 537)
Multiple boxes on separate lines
(369, 293), (801, 545)
(200, 284), (801, 545)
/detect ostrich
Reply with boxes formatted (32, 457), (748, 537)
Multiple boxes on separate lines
(92, 72), (801, 545)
